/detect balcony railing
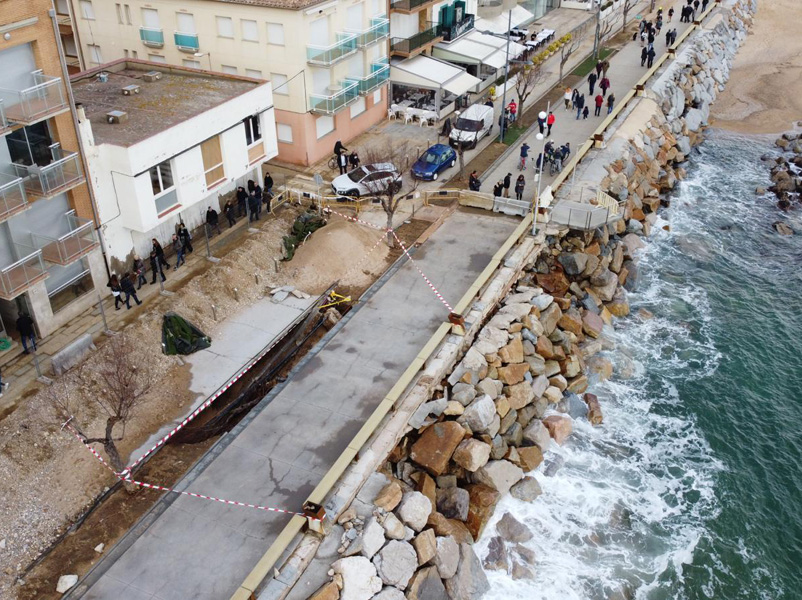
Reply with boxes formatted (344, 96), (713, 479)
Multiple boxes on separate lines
(12, 144), (85, 199)
(390, 23), (443, 56)
(0, 173), (29, 224)
(346, 63), (390, 95)
(307, 33), (359, 66)
(0, 101), (9, 136)
(140, 26), (165, 47)
(0, 71), (69, 126)
(0, 248), (48, 300)
(347, 17), (390, 47)
(391, 0), (436, 12)
(174, 31), (199, 51)
(440, 14), (475, 42)
(33, 212), (98, 266)
(309, 81), (360, 115)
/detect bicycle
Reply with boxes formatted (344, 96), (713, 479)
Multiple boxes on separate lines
(518, 156), (527, 171)
(327, 155), (338, 170)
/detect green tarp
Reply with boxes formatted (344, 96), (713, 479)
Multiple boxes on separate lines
(282, 210), (327, 260)
(162, 312), (211, 355)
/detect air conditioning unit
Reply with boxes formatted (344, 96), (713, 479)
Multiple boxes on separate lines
(143, 70), (162, 83)
(121, 84), (140, 95)
(106, 110), (129, 124)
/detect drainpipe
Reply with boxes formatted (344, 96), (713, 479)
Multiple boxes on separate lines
(48, 3), (111, 279)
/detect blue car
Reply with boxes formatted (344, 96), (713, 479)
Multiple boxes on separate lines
(411, 144), (457, 181)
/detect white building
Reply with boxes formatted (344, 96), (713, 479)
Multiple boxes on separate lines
(71, 60), (278, 269)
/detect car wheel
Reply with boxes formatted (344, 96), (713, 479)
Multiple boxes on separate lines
(349, 189), (360, 198)
(450, 159), (456, 168)
(432, 172), (439, 181)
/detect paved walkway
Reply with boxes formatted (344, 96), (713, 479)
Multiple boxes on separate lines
(73, 209), (519, 600)
(481, 0), (695, 197)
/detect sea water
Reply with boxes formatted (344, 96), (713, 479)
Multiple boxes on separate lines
(476, 131), (802, 600)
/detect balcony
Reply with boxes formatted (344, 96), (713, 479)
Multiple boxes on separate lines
(348, 17), (390, 48)
(0, 174), (30, 224)
(307, 33), (359, 67)
(11, 144), (85, 199)
(309, 81), (360, 115)
(441, 14), (475, 42)
(391, 0), (437, 14)
(140, 26), (165, 47)
(346, 62), (390, 95)
(33, 212), (98, 266)
(174, 31), (199, 52)
(0, 101), (9, 136)
(0, 249), (48, 301)
(0, 71), (69, 126)
(390, 23), (443, 57)
(57, 13), (73, 34)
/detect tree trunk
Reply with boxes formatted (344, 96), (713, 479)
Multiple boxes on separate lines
(458, 144), (465, 179)
(385, 209), (395, 248)
(103, 417), (137, 493)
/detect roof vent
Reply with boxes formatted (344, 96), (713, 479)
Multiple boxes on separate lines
(106, 110), (128, 124)
(121, 84), (140, 95)
(143, 71), (162, 83)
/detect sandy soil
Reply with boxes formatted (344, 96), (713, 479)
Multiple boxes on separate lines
(710, 0), (802, 134)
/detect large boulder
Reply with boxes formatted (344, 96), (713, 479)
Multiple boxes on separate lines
(506, 381), (535, 410)
(452, 438), (492, 472)
(522, 420), (551, 452)
(411, 528), (437, 565)
(410, 421), (466, 476)
(445, 543), (491, 600)
(558, 252), (589, 276)
(584, 393), (604, 425)
(371, 588), (405, 600)
(361, 517), (386, 559)
(406, 566), (447, 600)
(382, 512), (407, 540)
(531, 294), (554, 311)
(542, 415), (573, 445)
(476, 377), (503, 399)
(374, 482), (403, 512)
(558, 309), (583, 335)
(496, 363), (529, 385)
(427, 512), (473, 545)
(372, 540), (417, 589)
(482, 536), (509, 571)
(451, 383), (477, 406)
(309, 581), (339, 600)
(496, 512), (533, 543)
(397, 492), (433, 532)
(510, 476), (543, 502)
(464, 484), (500, 541)
(498, 338), (524, 364)
(459, 395), (497, 434)
(530, 374), (549, 398)
(516, 446), (544, 471)
(434, 535), (460, 579)
(473, 460), (524, 495)
(536, 271), (570, 296)
(590, 268), (618, 302)
(607, 287), (630, 317)
(332, 557), (383, 600)
(539, 303), (563, 335)
(436, 486), (470, 522)
(582, 311), (605, 338)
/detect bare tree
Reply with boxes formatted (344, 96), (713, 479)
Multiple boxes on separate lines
(359, 141), (420, 248)
(622, 0), (638, 31)
(514, 62), (547, 117)
(559, 27), (588, 83)
(47, 333), (154, 483)
(597, 6), (623, 49)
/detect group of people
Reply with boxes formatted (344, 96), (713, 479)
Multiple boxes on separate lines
(333, 141), (361, 175)
(235, 174), (274, 223)
(679, 0), (708, 23)
(492, 173), (528, 202)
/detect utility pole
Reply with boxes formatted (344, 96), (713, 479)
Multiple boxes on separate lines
(497, 9), (513, 144)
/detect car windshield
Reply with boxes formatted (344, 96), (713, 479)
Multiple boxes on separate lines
(421, 151), (439, 165)
(455, 118), (483, 132)
(346, 167), (368, 183)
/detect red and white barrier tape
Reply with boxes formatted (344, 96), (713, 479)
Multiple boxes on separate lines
(389, 229), (454, 313)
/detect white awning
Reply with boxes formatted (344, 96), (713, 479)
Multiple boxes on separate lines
(391, 55), (480, 95)
(433, 32), (526, 68)
(474, 6), (535, 35)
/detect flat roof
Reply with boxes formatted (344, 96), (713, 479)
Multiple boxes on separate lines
(71, 60), (265, 147)
(200, 0), (328, 10)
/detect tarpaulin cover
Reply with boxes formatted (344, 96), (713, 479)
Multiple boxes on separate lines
(282, 210), (327, 260)
(162, 312), (212, 355)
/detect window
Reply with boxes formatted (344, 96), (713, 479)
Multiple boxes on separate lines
(142, 8), (160, 28)
(221, 65), (237, 75)
(115, 4), (123, 24)
(373, 88), (382, 105)
(123, 49), (129, 58)
(132, 50), (138, 58)
(125, 4), (132, 25)
(266, 22), (284, 45)
(315, 115), (334, 139)
(149, 160), (174, 196)
(56, 0), (69, 15)
(277, 123), (293, 143)
(79, 0), (95, 19)
(245, 69), (262, 78)
(350, 96), (366, 119)
(243, 115), (262, 146)
(176, 12), (196, 34)
(271, 73), (288, 95)
(241, 19), (258, 42)
(200, 135), (225, 187)
(183, 59), (200, 68)
(87, 44), (103, 64)
(216, 16), (233, 38)
(149, 54), (167, 63)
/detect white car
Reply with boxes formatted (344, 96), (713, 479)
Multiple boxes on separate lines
(331, 163), (402, 197)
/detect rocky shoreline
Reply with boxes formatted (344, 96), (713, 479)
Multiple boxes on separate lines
(760, 132), (802, 235)
(303, 2), (758, 599)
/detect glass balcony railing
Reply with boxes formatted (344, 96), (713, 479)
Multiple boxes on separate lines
(309, 81), (360, 115)
(33, 212), (98, 266)
(174, 31), (199, 51)
(0, 173), (29, 224)
(0, 101), (9, 135)
(11, 144), (85, 199)
(0, 70), (68, 126)
(140, 26), (165, 47)
(440, 14), (475, 42)
(348, 17), (390, 47)
(390, 23), (443, 56)
(390, 0), (436, 11)
(307, 33), (359, 66)
(0, 248), (48, 300)
(346, 62), (390, 96)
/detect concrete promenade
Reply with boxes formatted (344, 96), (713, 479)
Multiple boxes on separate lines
(74, 209), (518, 600)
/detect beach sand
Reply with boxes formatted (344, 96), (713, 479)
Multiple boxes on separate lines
(710, 0), (802, 134)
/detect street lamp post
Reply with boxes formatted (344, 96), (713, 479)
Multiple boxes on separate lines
(194, 51), (212, 70)
(532, 101), (550, 235)
(497, 9), (513, 144)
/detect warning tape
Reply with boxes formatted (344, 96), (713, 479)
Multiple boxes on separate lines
(389, 229), (454, 313)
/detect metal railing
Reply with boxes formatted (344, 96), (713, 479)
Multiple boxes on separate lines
(346, 63), (390, 95)
(33, 212), (98, 265)
(307, 33), (359, 66)
(440, 14), (475, 42)
(309, 81), (360, 114)
(0, 248), (48, 300)
(390, 0), (436, 11)
(0, 100), (8, 133)
(390, 23), (442, 55)
(140, 26), (165, 47)
(0, 70), (68, 125)
(174, 31), (199, 51)
(12, 144), (84, 198)
(0, 173), (29, 223)
(347, 17), (389, 47)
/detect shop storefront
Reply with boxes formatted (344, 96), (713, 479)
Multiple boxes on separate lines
(390, 55), (480, 119)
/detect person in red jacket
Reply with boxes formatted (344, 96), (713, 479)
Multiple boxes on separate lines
(508, 99), (518, 123)
(594, 93), (604, 117)
(546, 111), (555, 136)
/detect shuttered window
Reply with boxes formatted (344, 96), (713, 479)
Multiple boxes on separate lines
(200, 136), (225, 187)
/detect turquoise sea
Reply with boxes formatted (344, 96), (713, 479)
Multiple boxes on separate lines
(476, 130), (802, 599)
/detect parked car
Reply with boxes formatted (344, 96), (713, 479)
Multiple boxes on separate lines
(411, 144), (457, 181)
(331, 163), (402, 197)
(449, 104), (494, 149)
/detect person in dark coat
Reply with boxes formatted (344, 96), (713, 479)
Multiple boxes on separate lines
(333, 140), (347, 159)
(600, 77), (610, 96)
(493, 181), (504, 198)
(133, 255), (146, 289)
(595, 60), (603, 77)
(647, 46), (656, 68)
(263, 172), (274, 200)
(349, 151), (360, 170)
(172, 233), (185, 269)
(108, 273), (123, 310)
(607, 92), (616, 114)
(503, 173), (512, 198)
(152, 238), (169, 269)
(120, 272), (142, 309)
(16, 312), (36, 354)
(150, 249), (166, 284)
(641, 46), (649, 67)
(236, 186), (248, 217)
(177, 223), (193, 253)
(469, 171), (481, 191)
(224, 200), (236, 227)
(515, 175), (525, 201)
(248, 192), (260, 222)
(588, 72), (597, 95)
(206, 206), (221, 236)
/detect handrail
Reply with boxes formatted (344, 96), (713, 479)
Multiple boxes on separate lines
(0, 71), (68, 124)
(390, 23), (442, 54)
(307, 32), (359, 65)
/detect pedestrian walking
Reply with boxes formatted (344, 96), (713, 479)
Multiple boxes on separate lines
(515, 175), (525, 201)
(564, 87), (572, 110)
(206, 206), (222, 236)
(248, 190), (259, 221)
(546, 111), (555, 136)
(656, 16), (663, 34)
(647, 46), (656, 68)
(595, 60), (603, 77)
(640, 29), (647, 46)
(149, 250), (165, 284)
(666, 29), (672, 46)
(607, 92), (616, 114)
(537, 112), (546, 134)
(152, 238), (169, 269)
(252, 184), (263, 218)
(120, 272), (142, 309)
(576, 94), (584, 119)
(702, 0), (708, 11)
(469, 171), (481, 191)
(493, 181), (503, 198)
(668, 7), (674, 21)
(263, 172), (274, 201)
(224, 200), (236, 227)
(338, 151), (348, 175)
(503, 173), (512, 198)
(16, 312), (36, 354)
(641, 47), (648, 67)
(236, 186), (248, 217)
(508, 99), (517, 122)
(519, 142), (530, 170)
(595, 93), (604, 117)
(172, 234), (185, 269)
(349, 150), (360, 170)
(108, 274), (123, 310)
(600, 76), (610, 96)
(177, 223), (193, 254)
(133, 255), (147, 289)
(571, 88), (579, 110)
(602, 60), (610, 77)
(582, 105), (589, 120)
(672, 29), (678, 45)
(588, 72), (597, 95)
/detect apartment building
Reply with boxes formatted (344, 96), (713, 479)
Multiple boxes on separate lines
(67, 0), (391, 166)
(0, 0), (107, 342)
(55, 0), (85, 73)
(71, 60), (278, 268)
